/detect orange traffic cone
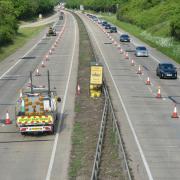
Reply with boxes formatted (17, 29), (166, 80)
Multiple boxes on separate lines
(120, 48), (123, 54)
(146, 77), (151, 85)
(35, 68), (40, 76)
(5, 111), (11, 125)
(125, 52), (129, 59)
(45, 54), (49, 61)
(114, 41), (117, 46)
(52, 46), (55, 51)
(156, 86), (161, 98)
(137, 65), (142, 74)
(77, 84), (81, 95)
(171, 104), (179, 118)
(131, 59), (135, 66)
(41, 61), (45, 68)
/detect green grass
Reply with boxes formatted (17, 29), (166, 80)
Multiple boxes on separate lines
(99, 14), (180, 64)
(69, 122), (84, 177)
(0, 25), (46, 62)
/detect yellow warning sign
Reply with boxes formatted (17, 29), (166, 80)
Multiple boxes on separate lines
(90, 66), (103, 85)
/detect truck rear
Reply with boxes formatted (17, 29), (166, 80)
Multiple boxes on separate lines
(15, 89), (60, 135)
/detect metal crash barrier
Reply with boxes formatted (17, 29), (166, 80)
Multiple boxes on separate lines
(91, 84), (132, 180)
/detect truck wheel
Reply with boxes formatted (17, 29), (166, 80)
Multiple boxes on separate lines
(51, 125), (55, 135)
(21, 132), (26, 136)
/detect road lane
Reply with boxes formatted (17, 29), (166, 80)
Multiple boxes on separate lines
(79, 13), (180, 180)
(0, 11), (78, 180)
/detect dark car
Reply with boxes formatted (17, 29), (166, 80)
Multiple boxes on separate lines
(120, 34), (130, 42)
(102, 21), (108, 26)
(135, 46), (148, 57)
(104, 24), (111, 29)
(156, 63), (177, 79)
(110, 26), (117, 33)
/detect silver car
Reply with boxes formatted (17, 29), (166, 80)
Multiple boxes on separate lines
(135, 46), (148, 57)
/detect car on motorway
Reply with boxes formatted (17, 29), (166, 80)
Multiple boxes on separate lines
(156, 63), (177, 79)
(102, 21), (108, 26)
(135, 46), (148, 57)
(110, 26), (117, 33)
(104, 23), (111, 29)
(119, 34), (130, 42)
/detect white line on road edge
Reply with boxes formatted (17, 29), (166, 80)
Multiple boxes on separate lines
(84, 15), (154, 180)
(45, 12), (77, 180)
(0, 18), (60, 80)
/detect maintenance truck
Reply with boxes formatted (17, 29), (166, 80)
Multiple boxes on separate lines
(46, 26), (57, 36)
(15, 71), (61, 135)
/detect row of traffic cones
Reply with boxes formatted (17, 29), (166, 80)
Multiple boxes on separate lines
(89, 13), (179, 119)
(35, 17), (67, 77)
(2, 14), (69, 125)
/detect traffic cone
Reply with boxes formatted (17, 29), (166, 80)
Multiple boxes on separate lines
(131, 59), (135, 66)
(125, 52), (129, 59)
(120, 48), (123, 54)
(171, 104), (179, 118)
(113, 41), (117, 46)
(156, 86), (161, 98)
(137, 65), (142, 74)
(52, 46), (55, 51)
(45, 54), (49, 61)
(146, 77), (151, 85)
(41, 61), (45, 68)
(19, 89), (23, 98)
(54, 42), (57, 47)
(35, 68), (40, 76)
(77, 84), (81, 95)
(5, 111), (11, 125)
(49, 49), (52, 55)
(117, 45), (121, 50)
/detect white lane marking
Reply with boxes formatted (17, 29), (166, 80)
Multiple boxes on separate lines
(84, 16), (154, 180)
(0, 18), (60, 80)
(45, 12), (77, 180)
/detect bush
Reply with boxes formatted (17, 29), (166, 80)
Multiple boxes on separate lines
(0, 0), (18, 45)
(170, 17), (180, 40)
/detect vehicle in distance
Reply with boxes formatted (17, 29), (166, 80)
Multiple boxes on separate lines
(102, 21), (108, 26)
(135, 46), (148, 57)
(46, 26), (56, 36)
(156, 63), (177, 79)
(104, 24), (111, 29)
(110, 26), (117, 33)
(120, 34), (130, 42)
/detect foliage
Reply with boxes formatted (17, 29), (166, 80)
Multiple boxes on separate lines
(117, 0), (180, 40)
(65, 0), (180, 40)
(0, 0), (18, 45)
(0, 0), (58, 46)
(65, 0), (120, 13)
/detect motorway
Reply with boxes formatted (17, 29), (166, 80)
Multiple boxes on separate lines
(0, 8), (180, 180)
(0, 11), (79, 180)
(78, 12), (180, 180)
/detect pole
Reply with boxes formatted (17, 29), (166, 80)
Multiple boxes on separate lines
(30, 71), (33, 93)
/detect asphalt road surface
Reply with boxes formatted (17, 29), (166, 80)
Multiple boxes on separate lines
(79, 12), (180, 180)
(0, 11), (79, 180)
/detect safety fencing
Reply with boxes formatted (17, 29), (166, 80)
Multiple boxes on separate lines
(91, 84), (132, 180)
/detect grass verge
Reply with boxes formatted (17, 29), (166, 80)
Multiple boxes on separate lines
(68, 13), (104, 179)
(0, 25), (46, 62)
(99, 14), (180, 64)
